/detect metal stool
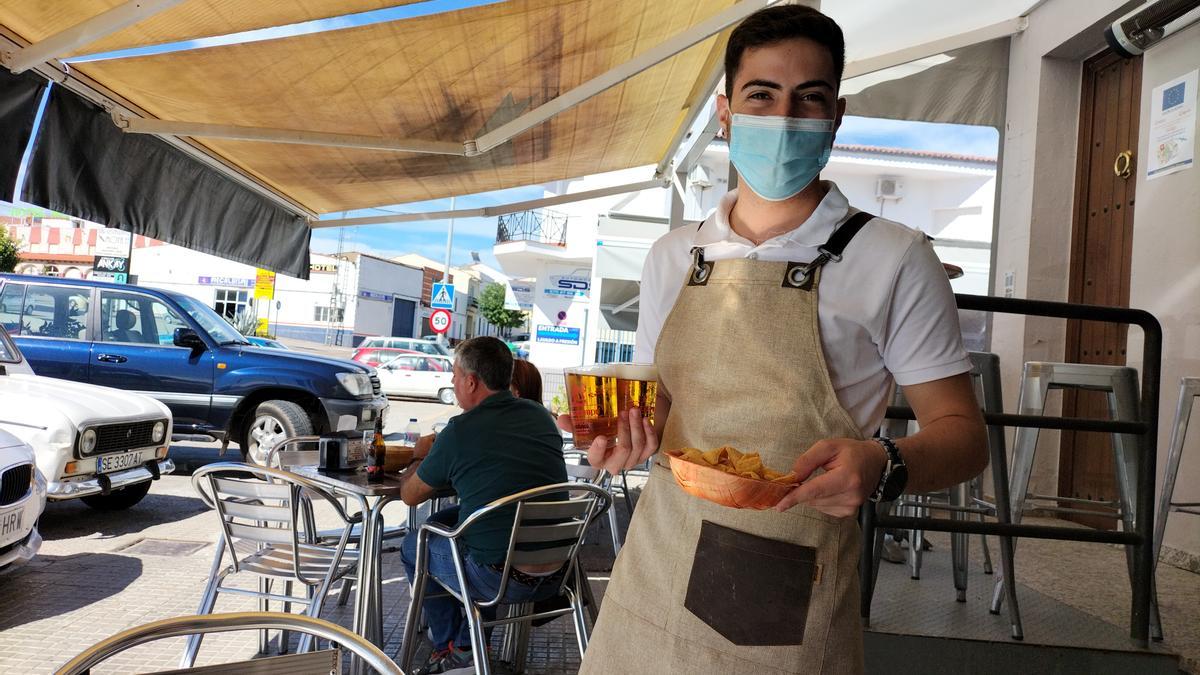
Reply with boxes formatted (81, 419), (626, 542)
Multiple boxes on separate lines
(1154, 377), (1200, 569)
(992, 361), (1159, 638)
(879, 352), (1023, 638)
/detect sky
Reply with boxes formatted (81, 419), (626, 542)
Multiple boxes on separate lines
(6, 0), (1000, 273)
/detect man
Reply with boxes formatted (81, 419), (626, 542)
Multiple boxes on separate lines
(571, 6), (988, 673)
(400, 336), (568, 675)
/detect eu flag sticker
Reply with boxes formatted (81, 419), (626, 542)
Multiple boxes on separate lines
(1163, 82), (1185, 111)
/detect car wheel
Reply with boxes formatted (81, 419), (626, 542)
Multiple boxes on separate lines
(81, 480), (152, 510)
(242, 400), (314, 465)
(438, 388), (456, 405)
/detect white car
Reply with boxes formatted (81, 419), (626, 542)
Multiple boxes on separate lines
(0, 428), (45, 572)
(376, 354), (456, 405)
(0, 327), (173, 510)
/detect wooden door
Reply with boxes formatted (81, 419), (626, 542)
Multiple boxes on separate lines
(1060, 50), (1141, 529)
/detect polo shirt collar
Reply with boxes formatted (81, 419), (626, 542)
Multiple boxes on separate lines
(695, 181), (851, 249)
(479, 390), (515, 408)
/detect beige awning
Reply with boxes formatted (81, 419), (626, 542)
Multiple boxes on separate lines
(0, 0), (740, 214)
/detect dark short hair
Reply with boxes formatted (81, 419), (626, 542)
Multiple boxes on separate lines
(511, 359), (543, 403)
(724, 5), (846, 99)
(455, 336), (513, 391)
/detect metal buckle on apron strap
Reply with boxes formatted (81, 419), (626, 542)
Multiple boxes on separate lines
(783, 246), (840, 290)
(688, 246), (714, 286)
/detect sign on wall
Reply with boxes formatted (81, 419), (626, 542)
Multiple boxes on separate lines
(198, 275), (254, 288)
(1148, 69), (1196, 180)
(504, 281), (534, 310)
(543, 267), (591, 299)
(254, 269), (276, 300)
(359, 289), (394, 302)
(95, 228), (131, 257)
(535, 324), (581, 345)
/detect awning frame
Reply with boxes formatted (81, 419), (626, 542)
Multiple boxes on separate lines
(0, 0), (186, 74)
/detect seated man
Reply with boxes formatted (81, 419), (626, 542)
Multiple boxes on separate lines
(108, 309), (144, 343)
(401, 336), (568, 674)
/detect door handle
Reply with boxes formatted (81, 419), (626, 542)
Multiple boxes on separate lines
(1114, 150), (1133, 179)
(97, 354), (128, 363)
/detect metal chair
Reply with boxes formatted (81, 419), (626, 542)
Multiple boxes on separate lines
(563, 449), (622, 556)
(55, 612), (403, 675)
(183, 462), (361, 667)
(871, 351), (1023, 638)
(991, 361), (1160, 638)
(399, 482), (612, 675)
(1154, 378), (1200, 575)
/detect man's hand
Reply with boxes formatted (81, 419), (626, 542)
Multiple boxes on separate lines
(556, 408), (658, 473)
(414, 433), (435, 459)
(774, 438), (887, 518)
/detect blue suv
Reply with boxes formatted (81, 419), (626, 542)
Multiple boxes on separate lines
(0, 274), (388, 464)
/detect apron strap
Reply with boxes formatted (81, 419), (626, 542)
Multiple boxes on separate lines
(783, 210), (875, 289)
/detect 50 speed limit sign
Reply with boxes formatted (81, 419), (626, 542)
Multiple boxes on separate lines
(429, 309), (452, 334)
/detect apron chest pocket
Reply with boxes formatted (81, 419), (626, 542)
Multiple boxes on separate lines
(684, 520), (820, 647)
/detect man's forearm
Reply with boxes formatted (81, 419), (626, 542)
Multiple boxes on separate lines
(892, 414), (987, 494)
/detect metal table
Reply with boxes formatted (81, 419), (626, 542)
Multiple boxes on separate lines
(293, 466), (404, 670)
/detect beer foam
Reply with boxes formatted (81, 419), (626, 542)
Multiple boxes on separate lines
(613, 363), (657, 381)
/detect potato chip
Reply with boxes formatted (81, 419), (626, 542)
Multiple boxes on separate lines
(669, 446), (794, 484)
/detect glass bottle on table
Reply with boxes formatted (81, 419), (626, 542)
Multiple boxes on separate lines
(367, 417), (386, 483)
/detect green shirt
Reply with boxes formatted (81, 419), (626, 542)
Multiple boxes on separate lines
(417, 390), (568, 564)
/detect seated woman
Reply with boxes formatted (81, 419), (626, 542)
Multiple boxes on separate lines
(510, 359), (543, 404)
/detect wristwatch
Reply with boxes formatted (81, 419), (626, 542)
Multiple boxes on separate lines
(869, 436), (908, 503)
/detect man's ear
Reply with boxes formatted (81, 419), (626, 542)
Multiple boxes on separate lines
(716, 93), (732, 138)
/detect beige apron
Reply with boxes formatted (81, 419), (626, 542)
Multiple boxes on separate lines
(580, 212), (874, 675)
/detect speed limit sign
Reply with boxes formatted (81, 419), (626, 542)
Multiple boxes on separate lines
(429, 309), (452, 334)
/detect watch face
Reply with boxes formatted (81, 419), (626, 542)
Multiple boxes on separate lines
(881, 464), (909, 502)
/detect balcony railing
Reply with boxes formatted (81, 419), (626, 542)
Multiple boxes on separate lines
(496, 209), (567, 247)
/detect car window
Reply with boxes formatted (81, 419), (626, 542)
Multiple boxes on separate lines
(101, 291), (190, 346)
(0, 283), (26, 333)
(394, 356), (419, 370)
(358, 349), (382, 362)
(361, 337), (382, 349)
(21, 284), (90, 340)
(426, 357), (449, 372)
(0, 326), (20, 363)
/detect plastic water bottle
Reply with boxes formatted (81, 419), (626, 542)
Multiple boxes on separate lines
(403, 418), (421, 448)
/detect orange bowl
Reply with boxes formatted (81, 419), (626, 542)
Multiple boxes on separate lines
(665, 451), (796, 510)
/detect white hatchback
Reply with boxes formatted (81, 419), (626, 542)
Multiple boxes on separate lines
(376, 354), (456, 405)
(0, 327), (173, 510)
(0, 428), (46, 572)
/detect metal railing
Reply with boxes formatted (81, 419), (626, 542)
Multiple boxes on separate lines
(860, 293), (1162, 646)
(496, 209), (568, 246)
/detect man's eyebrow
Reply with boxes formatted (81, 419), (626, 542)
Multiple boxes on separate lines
(740, 78), (835, 91)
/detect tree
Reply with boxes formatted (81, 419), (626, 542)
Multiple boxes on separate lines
(478, 282), (526, 331)
(0, 227), (20, 273)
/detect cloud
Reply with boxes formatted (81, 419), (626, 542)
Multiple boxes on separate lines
(838, 116), (999, 158)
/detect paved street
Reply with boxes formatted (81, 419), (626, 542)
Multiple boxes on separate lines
(0, 397), (615, 674)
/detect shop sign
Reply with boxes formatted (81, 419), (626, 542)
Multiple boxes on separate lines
(310, 262), (339, 273)
(95, 229), (132, 257)
(198, 275), (254, 288)
(504, 282), (534, 310)
(535, 324), (581, 345)
(359, 289), (394, 302)
(543, 267), (591, 299)
(254, 269), (276, 300)
(93, 255), (129, 274)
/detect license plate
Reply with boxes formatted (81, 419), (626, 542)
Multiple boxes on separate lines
(96, 452), (143, 474)
(0, 506), (23, 542)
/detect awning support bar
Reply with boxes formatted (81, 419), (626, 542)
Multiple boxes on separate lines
(843, 16), (1027, 79)
(313, 178), (668, 229)
(113, 115), (467, 156)
(1, 0), (186, 74)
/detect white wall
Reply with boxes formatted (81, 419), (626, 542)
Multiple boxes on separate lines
(526, 261), (592, 370)
(354, 256), (423, 341)
(131, 244), (259, 311)
(1127, 19), (1200, 567)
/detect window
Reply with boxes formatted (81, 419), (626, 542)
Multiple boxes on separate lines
(594, 341), (634, 364)
(314, 306), (345, 322)
(20, 285), (90, 340)
(214, 289), (251, 322)
(100, 292), (189, 345)
(0, 283), (26, 333)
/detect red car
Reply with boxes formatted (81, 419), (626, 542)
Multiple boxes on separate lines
(351, 346), (422, 367)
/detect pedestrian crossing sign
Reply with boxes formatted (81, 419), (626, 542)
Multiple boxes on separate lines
(431, 282), (455, 309)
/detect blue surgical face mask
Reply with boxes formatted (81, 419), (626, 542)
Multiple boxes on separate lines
(728, 114), (834, 201)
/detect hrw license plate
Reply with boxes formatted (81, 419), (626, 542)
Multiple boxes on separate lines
(97, 452), (143, 474)
(0, 506), (23, 543)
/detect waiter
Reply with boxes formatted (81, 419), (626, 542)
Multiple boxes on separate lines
(568, 5), (988, 674)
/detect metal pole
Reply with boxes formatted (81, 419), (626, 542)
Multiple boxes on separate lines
(438, 196), (455, 347)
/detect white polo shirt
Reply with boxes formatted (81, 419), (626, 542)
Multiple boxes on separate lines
(634, 182), (971, 437)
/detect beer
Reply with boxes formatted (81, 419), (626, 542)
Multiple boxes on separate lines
(615, 364), (658, 426)
(565, 363), (658, 447)
(566, 365), (619, 447)
(367, 418), (386, 483)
